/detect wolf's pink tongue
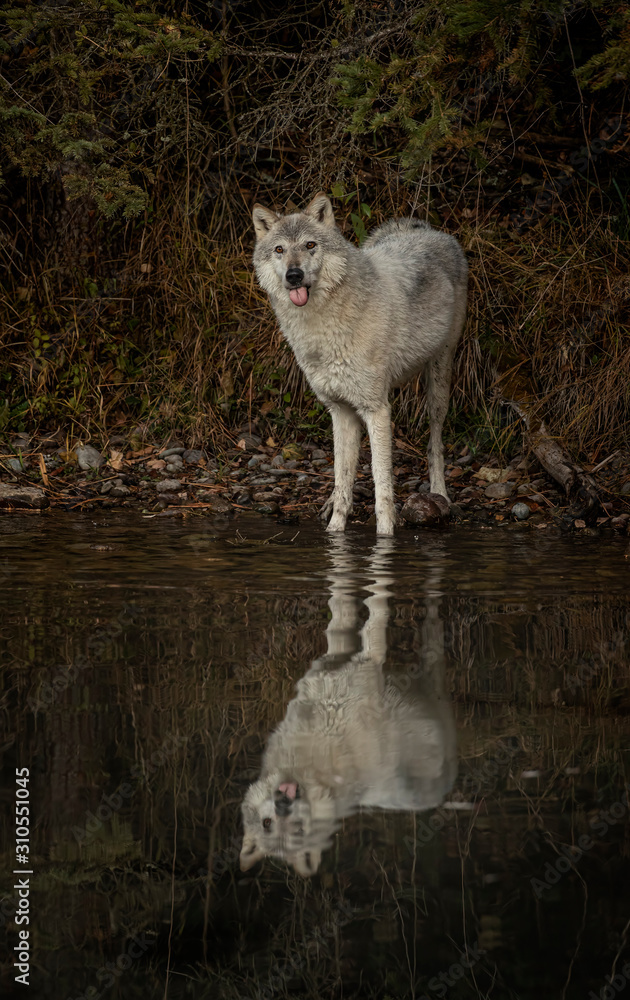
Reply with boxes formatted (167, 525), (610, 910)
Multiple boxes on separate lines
(289, 287), (308, 307)
(278, 782), (298, 799)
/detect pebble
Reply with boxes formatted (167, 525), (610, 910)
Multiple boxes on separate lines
(76, 444), (105, 470)
(517, 483), (531, 495)
(0, 484), (48, 509)
(401, 492), (450, 527)
(311, 449), (327, 460)
(160, 447), (186, 458)
(156, 479), (182, 493)
(271, 455), (284, 468)
(620, 482), (630, 496)
(166, 454), (184, 468)
(247, 456), (265, 468)
(484, 482), (515, 500)
(183, 449), (204, 464)
(6, 457), (26, 472)
(255, 501), (280, 515)
(10, 434), (30, 449)
(311, 458), (330, 467)
(296, 474), (311, 485)
(511, 502), (531, 521)
(249, 476), (278, 486)
(236, 432), (262, 451)
(282, 443), (304, 461)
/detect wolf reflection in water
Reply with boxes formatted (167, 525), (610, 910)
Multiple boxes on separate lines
(240, 539), (457, 875)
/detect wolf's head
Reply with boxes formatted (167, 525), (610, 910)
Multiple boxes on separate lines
(240, 772), (337, 876)
(251, 193), (348, 309)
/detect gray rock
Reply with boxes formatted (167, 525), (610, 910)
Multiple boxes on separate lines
(249, 476), (277, 486)
(10, 434), (30, 450)
(0, 484), (48, 509)
(296, 474), (311, 485)
(511, 502), (532, 521)
(183, 449), (205, 464)
(101, 481), (114, 494)
(484, 482), (515, 500)
(236, 432), (262, 452)
(156, 479), (182, 493)
(160, 446), (186, 458)
(6, 457), (26, 472)
(206, 496), (231, 515)
(271, 455), (284, 468)
(401, 492), (450, 527)
(456, 454), (474, 466)
(401, 477), (422, 490)
(166, 454), (184, 468)
(311, 449), (327, 460)
(620, 482), (630, 496)
(247, 455), (264, 469)
(255, 501), (280, 515)
(110, 484), (131, 498)
(76, 444), (105, 471)
(517, 483), (531, 495)
(311, 458), (330, 467)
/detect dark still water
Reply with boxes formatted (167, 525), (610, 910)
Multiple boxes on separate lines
(1, 513), (629, 1000)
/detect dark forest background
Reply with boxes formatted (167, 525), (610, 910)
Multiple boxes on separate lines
(0, 0), (629, 461)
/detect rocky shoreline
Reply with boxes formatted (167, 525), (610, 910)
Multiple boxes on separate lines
(1, 429), (629, 536)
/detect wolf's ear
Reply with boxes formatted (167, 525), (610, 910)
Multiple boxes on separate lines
(292, 848), (322, 877)
(252, 204), (280, 239)
(304, 193), (335, 228)
(240, 835), (266, 871)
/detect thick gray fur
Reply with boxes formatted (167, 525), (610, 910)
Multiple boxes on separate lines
(252, 193), (468, 535)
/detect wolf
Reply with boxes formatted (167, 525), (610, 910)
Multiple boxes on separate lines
(240, 538), (457, 876)
(252, 193), (468, 535)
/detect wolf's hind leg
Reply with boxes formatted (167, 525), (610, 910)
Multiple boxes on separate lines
(425, 346), (455, 501)
(321, 403), (361, 532)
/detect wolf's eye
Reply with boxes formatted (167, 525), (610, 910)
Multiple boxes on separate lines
(306, 241), (316, 250)
(274, 246), (283, 254)
(263, 818), (272, 830)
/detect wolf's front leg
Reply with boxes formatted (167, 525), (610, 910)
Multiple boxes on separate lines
(363, 404), (395, 536)
(320, 403), (362, 533)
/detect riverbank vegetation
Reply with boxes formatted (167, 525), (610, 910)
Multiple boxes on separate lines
(1, 0), (629, 464)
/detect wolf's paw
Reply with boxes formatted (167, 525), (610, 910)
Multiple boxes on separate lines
(319, 495), (334, 522)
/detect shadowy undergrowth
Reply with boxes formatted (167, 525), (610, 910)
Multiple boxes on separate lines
(0, 0), (628, 461)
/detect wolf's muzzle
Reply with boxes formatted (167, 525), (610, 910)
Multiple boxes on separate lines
(274, 793), (294, 816)
(285, 267), (304, 286)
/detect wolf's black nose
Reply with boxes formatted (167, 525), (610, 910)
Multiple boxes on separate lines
(285, 268), (304, 286)
(274, 794), (293, 816)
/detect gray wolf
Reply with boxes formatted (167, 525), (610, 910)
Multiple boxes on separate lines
(240, 538), (456, 876)
(252, 193), (468, 535)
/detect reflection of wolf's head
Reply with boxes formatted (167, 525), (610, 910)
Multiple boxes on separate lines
(240, 539), (457, 877)
(240, 773), (337, 877)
